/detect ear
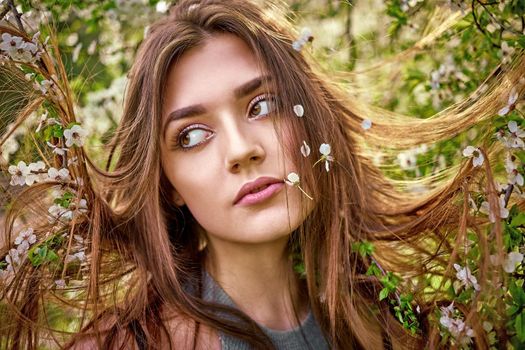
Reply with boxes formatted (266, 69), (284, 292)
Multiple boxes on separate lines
(172, 189), (185, 207)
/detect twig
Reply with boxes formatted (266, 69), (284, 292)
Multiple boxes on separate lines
(6, 0), (25, 33)
(503, 183), (513, 208)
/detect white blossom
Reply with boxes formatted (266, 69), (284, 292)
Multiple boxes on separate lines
(8, 161), (30, 186)
(46, 141), (68, 156)
(285, 172), (300, 186)
(292, 27), (313, 51)
(397, 150), (418, 171)
(300, 140), (310, 157)
(479, 195), (509, 223)
(502, 251), (523, 273)
(33, 79), (55, 95)
(440, 303), (475, 346)
(462, 146), (484, 167)
(64, 125), (87, 147)
(14, 228), (37, 253)
(501, 41), (515, 65)
(293, 104), (304, 117)
(453, 263), (480, 292)
(361, 119), (372, 130)
(504, 121), (525, 149)
(55, 279), (67, 289)
(319, 143), (334, 172)
(498, 89), (519, 116)
(47, 167), (71, 182)
(504, 154), (524, 186)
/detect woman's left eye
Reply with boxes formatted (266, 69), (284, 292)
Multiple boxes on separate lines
(249, 95), (275, 119)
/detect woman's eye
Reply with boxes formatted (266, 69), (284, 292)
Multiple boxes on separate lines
(178, 128), (213, 149)
(249, 97), (275, 119)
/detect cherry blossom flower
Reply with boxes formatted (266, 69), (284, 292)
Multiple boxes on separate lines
(8, 161), (30, 186)
(25, 161), (47, 185)
(55, 279), (67, 289)
(292, 28), (313, 51)
(397, 150), (417, 171)
(285, 172), (313, 200)
(64, 125), (87, 147)
(502, 251), (523, 273)
(401, 0), (423, 12)
(5, 248), (21, 272)
(46, 141), (69, 156)
(453, 263), (480, 292)
(14, 228), (37, 253)
(440, 303), (475, 346)
(300, 141), (310, 157)
(479, 195), (509, 223)
(0, 33), (24, 57)
(498, 88), (519, 116)
(317, 143), (334, 172)
(501, 41), (515, 65)
(361, 119), (372, 130)
(503, 121), (525, 149)
(504, 154), (524, 186)
(293, 104), (304, 117)
(462, 146), (484, 167)
(285, 172), (300, 186)
(33, 79), (55, 95)
(47, 167), (71, 182)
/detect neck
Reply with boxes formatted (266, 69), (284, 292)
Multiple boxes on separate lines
(204, 236), (308, 330)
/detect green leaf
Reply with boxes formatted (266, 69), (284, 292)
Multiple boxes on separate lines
(516, 310), (525, 342)
(379, 288), (389, 301)
(509, 280), (525, 307)
(511, 213), (525, 227)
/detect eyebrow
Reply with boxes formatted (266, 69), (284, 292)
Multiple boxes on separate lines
(163, 75), (271, 137)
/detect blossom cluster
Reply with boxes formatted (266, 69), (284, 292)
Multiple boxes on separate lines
(0, 32), (42, 64)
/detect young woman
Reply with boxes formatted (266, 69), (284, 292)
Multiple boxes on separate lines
(1, 0), (523, 349)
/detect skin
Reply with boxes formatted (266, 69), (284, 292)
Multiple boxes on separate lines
(160, 33), (311, 332)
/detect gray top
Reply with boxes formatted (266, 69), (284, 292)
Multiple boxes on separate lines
(202, 271), (330, 350)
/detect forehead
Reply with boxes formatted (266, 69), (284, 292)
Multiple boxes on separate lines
(163, 33), (262, 113)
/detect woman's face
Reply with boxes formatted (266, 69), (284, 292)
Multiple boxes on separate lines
(160, 33), (311, 245)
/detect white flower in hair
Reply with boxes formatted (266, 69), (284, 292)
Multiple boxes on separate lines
(318, 143), (334, 172)
(285, 172), (300, 186)
(462, 146), (484, 167)
(361, 119), (372, 130)
(8, 161), (31, 186)
(46, 141), (69, 156)
(503, 251), (524, 273)
(284, 172), (313, 200)
(300, 140), (310, 157)
(293, 104), (304, 117)
(292, 28), (313, 51)
(64, 125), (87, 147)
(453, 263), (480, 292)
(479, 195), (509, 223)
(498, 88), (519, 116)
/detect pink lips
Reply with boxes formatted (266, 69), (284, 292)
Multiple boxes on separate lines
(234, 176), (284, 206)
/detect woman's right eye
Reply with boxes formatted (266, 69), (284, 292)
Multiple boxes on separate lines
(177, 127), (214, 150)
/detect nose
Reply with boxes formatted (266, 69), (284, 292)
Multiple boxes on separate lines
(223, 118), (265, 173)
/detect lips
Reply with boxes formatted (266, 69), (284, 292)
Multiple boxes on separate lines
(234, 176), (284, 205)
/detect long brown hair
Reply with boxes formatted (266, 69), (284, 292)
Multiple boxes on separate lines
(1, 0), (524, 349)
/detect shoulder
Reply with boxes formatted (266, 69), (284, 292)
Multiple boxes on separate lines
(67, 309), (221, 350)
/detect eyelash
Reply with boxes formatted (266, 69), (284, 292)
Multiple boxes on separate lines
(172, 93), (275, 151)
